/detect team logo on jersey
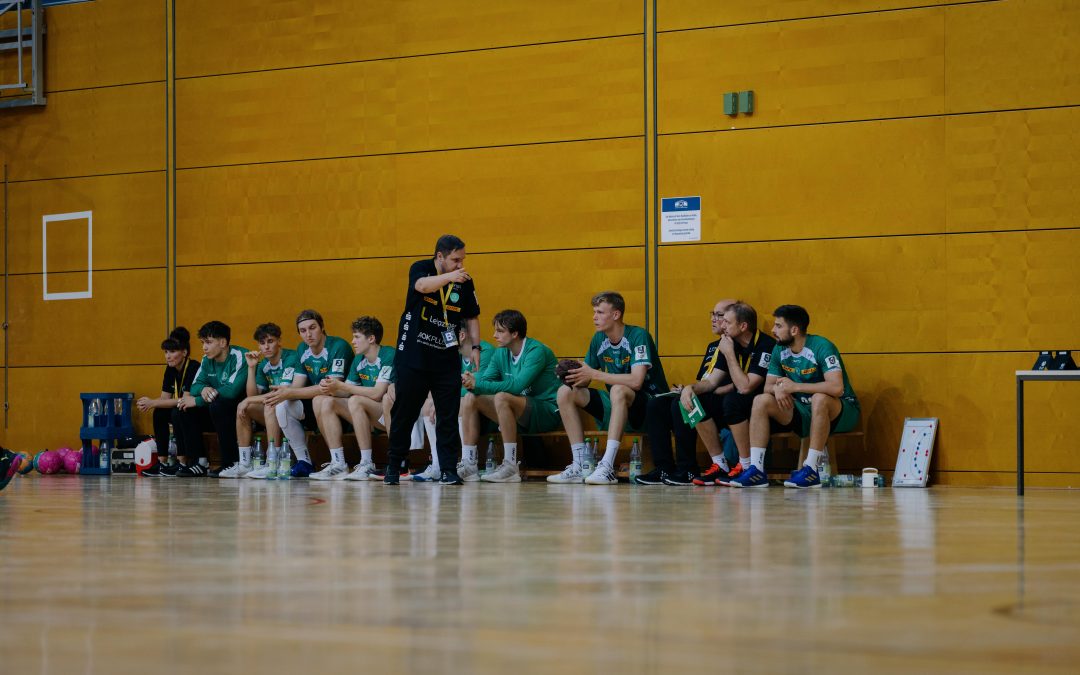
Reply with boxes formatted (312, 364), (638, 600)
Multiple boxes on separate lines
(450, 292), (459, 302)
(759, 353), (771, 368)
(634, 345), (648, 360)
(282, 367), (295, 380)
(782, 364), (796, 373)
(801, 367), (818, 375)
(379, 366), (393, 380)
(332, 358), (345, 372)
(825, 355), (841, 370)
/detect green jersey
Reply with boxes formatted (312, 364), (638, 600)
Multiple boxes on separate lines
(460, 340), (494, 397)
(297, 335), (353, 385)
(347, 345), (396, 387)
(190, 345), (249, 405)
(584, 325), (668, 396)
(255, 348), (301, 393)
(473, 337), (560, 401)
(767, 334), (859, 407)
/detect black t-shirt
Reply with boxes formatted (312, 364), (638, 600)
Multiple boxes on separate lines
(395, 258), (480, 370)
(161, 359), (200, 398)
(696, 332), (777, 392)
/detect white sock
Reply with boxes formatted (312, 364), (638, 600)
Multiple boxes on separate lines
(239, 446), (252, 466)
(330, 447), (345, 465)
(276, 403), (309, 461)
(423, 417), (438, 453)
(805, 448), (824, 469)
(601, 439), (620, 467)
(198, 457), (209, 468)
(360, 449), (373, 464)
(570, 442), (586, 468)
(712, 454), (729, 471)
(410, 418), (425, 449)
(750, 446), (767, 471)
(740, 456), (751, 470)
(462, 445), (478, 466)
(503, 442), (517, 464)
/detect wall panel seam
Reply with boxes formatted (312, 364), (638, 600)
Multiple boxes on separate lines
(6, 266), (167, 277)
(46, 79), (167, 95)
(658, 226), (1080, 248)
(8, 169), (167, 185)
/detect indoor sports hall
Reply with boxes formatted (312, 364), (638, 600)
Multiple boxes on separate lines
(1, 1), (1078, 673)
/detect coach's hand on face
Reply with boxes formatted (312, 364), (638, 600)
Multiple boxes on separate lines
(446, 268), (470, 284)
(718, 334), (736, 358)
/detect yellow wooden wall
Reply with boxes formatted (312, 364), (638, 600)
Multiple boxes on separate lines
(1, 0), (1077, 487)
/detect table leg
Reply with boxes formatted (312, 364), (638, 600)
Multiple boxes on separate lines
(1016, 376), (1024, 496)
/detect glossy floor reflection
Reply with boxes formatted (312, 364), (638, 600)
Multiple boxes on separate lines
(2, 477), (1079, 674)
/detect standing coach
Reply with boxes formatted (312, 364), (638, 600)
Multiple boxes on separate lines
(384, 234), (481, 485)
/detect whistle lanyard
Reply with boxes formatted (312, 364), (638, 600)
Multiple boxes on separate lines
(705, 331), (757, 377)
(439, 283), (454, 326)
(173, 360), (189, 399)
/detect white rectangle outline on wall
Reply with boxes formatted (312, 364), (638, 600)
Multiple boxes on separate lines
(42, 210), (93, 301)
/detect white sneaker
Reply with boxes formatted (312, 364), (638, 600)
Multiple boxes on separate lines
(584, 462), (618, 485)
(457, 462), (480, 482)
(481, 461), (521, 483)
(547, 463), (585, 484)
(411, 464), (441, 482)
(344, 460), (377, 481)
(247, 464), (272, 479)
(218, 463), (252, 479)
(309, 462), (348, 481)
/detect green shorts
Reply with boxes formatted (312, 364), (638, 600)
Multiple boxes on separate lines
(520, 397), (561, 435)
(788, 396), (860, 438)
(585, 388), (649, 433)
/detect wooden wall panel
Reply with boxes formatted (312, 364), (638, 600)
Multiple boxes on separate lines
(0, 83), (166, 182)
(7, 173), (166, 273)
(657, 237), (949, 357)
(175, 247), (645, 361)
(658, 8), (944, 133)
(659, 117), (945, 243)
(946, 107), (1080, 233)
(176, 137), (644, 266)
(659, 0), (972, 31)
(177, 0), (642, 78)
(176, 36), (643, 168)
(7, 269), (166, 367)
(946, 0), (1080, 113)
(4, 366), (162, 451)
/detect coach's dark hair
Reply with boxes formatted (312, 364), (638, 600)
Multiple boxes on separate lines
(727, 302), (758, 333)
(253, 323), (282, 342)
(160, 326), (190, 353)
(197, 320), (231, 343)
(351, 315), (384, 344)
(773, 305), (810, 335)
(493, 309), (527, 339)
(591, 291), (626, 318)
(295, 309), (324, 330)
(434, 234), (466, 257)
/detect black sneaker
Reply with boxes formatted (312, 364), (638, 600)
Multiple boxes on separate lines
(633, 467), (668, 485)
(141, 462), (166, 477)
(439, 471), (464, 485)
(207, 467), (222, 478)
(160, 463), (180, 477)
(176, 463), (207, 477)
(383, 471), (400, 485)
(662, 470), (697, 486)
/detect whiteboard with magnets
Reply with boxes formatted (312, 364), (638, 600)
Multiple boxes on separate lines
(892, 418), (938, 487)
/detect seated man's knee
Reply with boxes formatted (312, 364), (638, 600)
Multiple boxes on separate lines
(751, 393), (774, 413)
(557, 384), (575, 406)
(347, 396), (365, 414)
(609, 384), (633, 405)
(461, 392), (477, 411)
(810, 392), (832, 415)
(493, 391), (513, 409)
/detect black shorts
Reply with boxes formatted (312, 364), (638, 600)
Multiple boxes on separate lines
(300, 398), (319, 432)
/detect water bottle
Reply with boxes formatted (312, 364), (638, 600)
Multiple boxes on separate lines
(484, 436), (496, 476)
(266, 445), (279, 480)
(88, 399), (99, 427)
(278, 440), (291, 480)
(167, 426), (178, 466)
(629, 438), (642, 482)
(818, 448), (832, 487)
(99, 439), (110, 470)
(253, 436), (264, 469)
(96, 398), (107, 427)
(581, 438), (594, 476)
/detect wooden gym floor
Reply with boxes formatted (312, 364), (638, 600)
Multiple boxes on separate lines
(2, 476), (1079, 674)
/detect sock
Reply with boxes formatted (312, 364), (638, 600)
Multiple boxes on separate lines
(198, 457), (209, 468)
(503, 442), (517, 464)
(805, 448), (824, 470)
(462, 445), (478, 466)
(570, 442), (586, 468)
(712, 454), (729, 471)
(276, 404), (310, 461)
(330, 447), (345, 465)
(423, 417), (438, 454)
(601, 439), (620, 467)
(740, 456), (751, 470)
(750, 446), (766, 471)
(294, 446), (311, 464)
(360, 449), (373, 464)
(239, 446), (252, 466)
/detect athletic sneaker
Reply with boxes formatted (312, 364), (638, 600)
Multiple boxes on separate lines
(662, 470), (697, 486)
(344, 461), (378, 481)
(290, 459), (314, 478)
(457, 462), (480, 482)
(160, 463), (180, 477)
(0, 450), (21, 491)
(715, 463), (745, 486)
(176, 463), (208, 477)
(546, 464), (585, 484)
(480, 461), (521, 483)
(410, 464), (441, 482)
(784, 465), (822, 489)
(728, 465), (769, 488)
(633, 467), (668, 485)
(584, 462), (617, 485)
(309, 462), (349, 481)
(692, 463), (725, 486)
(246, 464), (272, 479)
(372, 466), (412, 481)
(217, 463), (252, 479)
(439, 470), (464, 485)
(140, 462), (166, 477)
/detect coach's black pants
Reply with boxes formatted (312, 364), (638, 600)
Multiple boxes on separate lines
(171, 398), (238, 465)
(645, 395), (704, 475)
(387, 363), (461, 477)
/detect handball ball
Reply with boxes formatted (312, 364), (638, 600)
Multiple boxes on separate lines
(17, 451), (34, 475)
(63, 451), (83, 474)
(55, 447), (72, 460)
(36, 450), (62, 475)
(555, 359), (584, 386)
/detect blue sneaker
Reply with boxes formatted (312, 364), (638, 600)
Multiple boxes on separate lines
(290, 460), (314, 478)
(784, 465), (822, 488)
(728, 465), (769, 488)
